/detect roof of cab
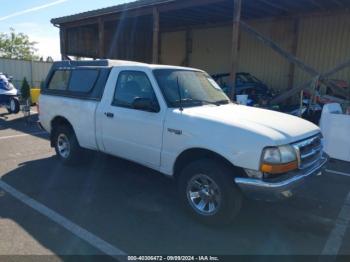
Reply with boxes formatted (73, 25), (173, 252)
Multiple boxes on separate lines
(52, 59), (144, 68)
(52, 59), (201, 71)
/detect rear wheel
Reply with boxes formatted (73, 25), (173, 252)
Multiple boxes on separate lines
(178, 158), (243, 225)
(53, 125), (84, 165)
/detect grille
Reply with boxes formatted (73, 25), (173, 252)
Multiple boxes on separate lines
(293, 134), (323, 170)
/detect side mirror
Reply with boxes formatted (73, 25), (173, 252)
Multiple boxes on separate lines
(132, 97), (159, 112)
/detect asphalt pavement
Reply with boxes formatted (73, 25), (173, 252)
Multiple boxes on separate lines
(0, 108), (350, 261)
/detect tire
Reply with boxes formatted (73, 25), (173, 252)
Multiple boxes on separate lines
(53, 125), (84, 165)
(7, 97), (20, 114)
(178, 158), (243, 225)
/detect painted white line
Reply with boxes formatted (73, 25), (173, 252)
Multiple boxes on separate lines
(321, 191), (350, 259)
(0, 180), (127, 258)
(0, 131), (47, 140)
(326, 169), (350, 178)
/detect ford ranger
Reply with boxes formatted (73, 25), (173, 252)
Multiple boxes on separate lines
(39, 60), (328, 224)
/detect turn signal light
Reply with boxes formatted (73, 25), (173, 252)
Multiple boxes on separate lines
(260, 161), (298, 174)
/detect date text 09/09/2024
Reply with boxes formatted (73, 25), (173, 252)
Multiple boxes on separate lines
(127, 256), (219, 261)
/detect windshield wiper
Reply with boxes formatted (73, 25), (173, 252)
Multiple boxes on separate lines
(215, 99), (231, 105)
(179, 98), (218, 106)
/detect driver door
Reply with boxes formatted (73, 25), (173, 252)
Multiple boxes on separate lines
(100, 70), (164, 168)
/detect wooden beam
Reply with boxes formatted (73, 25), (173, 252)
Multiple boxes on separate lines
(287, 18), (300, 91)
(59, 27), (68, 60)
(159, 0), (226, 13)
(158, 31), (162, 64)
(229, 0), (242, 100)
(240, 21), (319, 77)
(152, 7), (160, 64)
(271, 58), (350, 104)
(103, 8), (153, 22)
(160, 7), (350, 33)
(63, 18), (99, 28)
(331, 0), (345, 7)
(98, 18), (105, 58)
(240, 20), (346, 103)
(307, 0), (326, 10)
(60, 0), (226, 28)
(259, 0), (290, 13)
(243, 1), (283, 16)
(184, 28), (193, 66)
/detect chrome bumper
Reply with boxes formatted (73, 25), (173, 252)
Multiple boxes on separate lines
(235, 154), (328, 201)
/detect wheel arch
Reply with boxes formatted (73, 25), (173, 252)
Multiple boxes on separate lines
(50, 116), (75, 147)
(173, 148), (245, 180)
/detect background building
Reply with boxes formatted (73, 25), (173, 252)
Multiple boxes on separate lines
(51, 0), (350, 101)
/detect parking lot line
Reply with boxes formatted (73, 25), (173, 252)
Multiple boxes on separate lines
(0, 180), (127, 258)
(0, 132), (48, 140)
(326, 169), (350, 178)
(321, 191), (350, 259)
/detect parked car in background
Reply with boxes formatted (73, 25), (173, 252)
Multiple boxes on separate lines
(39, 60), (328, 225)
(211, 72), (275, 105)
(0, 73), (20, 114)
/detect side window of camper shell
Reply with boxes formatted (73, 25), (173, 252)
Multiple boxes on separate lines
(48, 70), (71, 91)
(48, 69), (99, 93)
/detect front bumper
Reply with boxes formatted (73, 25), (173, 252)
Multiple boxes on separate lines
(235, 154), (328, 201)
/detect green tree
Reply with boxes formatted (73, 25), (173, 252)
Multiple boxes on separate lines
(21, 77), (30, 101)
(0, 28), (39, 60)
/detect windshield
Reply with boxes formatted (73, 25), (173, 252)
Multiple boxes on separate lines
(153, 69), (230, 108)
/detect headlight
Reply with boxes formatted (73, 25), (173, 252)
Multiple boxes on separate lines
(261, 145), (298, 174)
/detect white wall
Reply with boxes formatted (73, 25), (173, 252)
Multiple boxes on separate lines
(0, 58), (52, 88)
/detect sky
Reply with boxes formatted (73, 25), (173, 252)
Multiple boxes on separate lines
(0, 0), (131, 60)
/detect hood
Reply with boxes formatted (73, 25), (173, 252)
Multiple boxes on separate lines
(181, 103), (320, 145)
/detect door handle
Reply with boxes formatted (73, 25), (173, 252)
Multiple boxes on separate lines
(105, 112), (114, 118)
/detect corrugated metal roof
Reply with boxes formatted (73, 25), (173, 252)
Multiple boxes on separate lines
(52, 0), (350, 25)
(51, 0), (174, 25)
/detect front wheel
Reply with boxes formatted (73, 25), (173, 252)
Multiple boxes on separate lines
(178, 159), (243, 225)
(7, 97), (20, 114)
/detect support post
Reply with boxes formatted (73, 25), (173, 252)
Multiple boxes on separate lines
(184, 28), (193, 66)
(98, 18), (105, 58)
(59, 27), (68, 60)
(229, 0), (242, 101)
(152, 7), (160, 64)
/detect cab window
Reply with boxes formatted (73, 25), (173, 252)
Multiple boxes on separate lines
(112, 71), (159, 111)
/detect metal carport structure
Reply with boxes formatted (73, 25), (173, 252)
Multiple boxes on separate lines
(51, 0), (350, 101)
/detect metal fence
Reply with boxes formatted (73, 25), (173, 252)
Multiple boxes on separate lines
(0, 58), (53, 89)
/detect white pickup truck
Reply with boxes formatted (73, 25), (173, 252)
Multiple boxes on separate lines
(39, 60), (328, 224)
